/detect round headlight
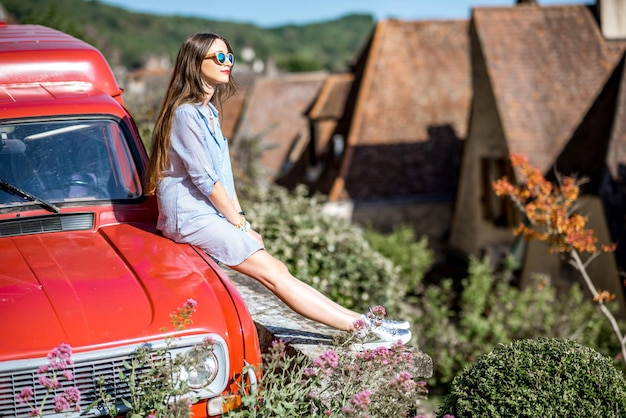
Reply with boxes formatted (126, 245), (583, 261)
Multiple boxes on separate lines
(180, 347), (219, 390)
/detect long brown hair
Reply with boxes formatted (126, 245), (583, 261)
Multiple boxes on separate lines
(143, 32), (237, 195)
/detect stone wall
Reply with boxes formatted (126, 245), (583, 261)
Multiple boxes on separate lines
(224, 267), (434, 378)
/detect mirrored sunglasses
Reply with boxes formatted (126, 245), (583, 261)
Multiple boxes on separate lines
(204, 51), (235, 65)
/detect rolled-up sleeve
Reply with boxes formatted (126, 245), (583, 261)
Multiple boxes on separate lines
(170, 106), (219, 196)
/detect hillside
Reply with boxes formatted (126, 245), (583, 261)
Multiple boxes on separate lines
(1, 0), (375, 72)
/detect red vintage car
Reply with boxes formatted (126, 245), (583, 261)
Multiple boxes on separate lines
(0, 23), (261, 417)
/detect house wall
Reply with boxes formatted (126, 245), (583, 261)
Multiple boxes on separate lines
(448, 24), (512, 257)
(599, 0), (626, 39)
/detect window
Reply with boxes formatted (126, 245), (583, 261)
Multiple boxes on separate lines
(481, 156), (515, 227)
(0, 119), (142, 206)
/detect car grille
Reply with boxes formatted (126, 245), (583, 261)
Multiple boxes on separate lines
(0, 212), (94, 237)
(0, 335), (229, 417)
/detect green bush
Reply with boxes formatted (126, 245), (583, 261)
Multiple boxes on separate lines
(437, 338), (626, 417)
(243, 184), (405, 315)
(414, 256), (620, 394)
(364, 225), (434, 297)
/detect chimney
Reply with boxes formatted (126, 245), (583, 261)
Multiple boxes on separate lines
(599, 0), (626, 39)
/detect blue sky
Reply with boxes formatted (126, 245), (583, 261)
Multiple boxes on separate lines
(97, 0), (591, 27)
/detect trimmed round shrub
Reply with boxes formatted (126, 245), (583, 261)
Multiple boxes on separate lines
(438, 338), (626, 417)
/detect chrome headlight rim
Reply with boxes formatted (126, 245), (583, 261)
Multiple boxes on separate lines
(178, 345), (220, 390)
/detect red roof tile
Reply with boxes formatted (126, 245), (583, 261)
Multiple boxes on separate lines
(473, 4), (624, 173)
(236, 73), (326, 181)
(330, 19), (471, 201)
(308, 73), (354, 156)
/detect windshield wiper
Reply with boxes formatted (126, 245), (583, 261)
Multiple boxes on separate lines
(0, 178), (60, 213)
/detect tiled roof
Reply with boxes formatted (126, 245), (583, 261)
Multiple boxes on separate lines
(220, 86), (247, 140)
(308, 73), (354, 156)
(235, 73), (326, 181)
(473, 4), (624, 173)
(309, 73), (354, 120)
(330, 19), (471, 201)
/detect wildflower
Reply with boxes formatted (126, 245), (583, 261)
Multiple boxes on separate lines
(303, 367), (316, 378)
(390, 371), (416, 392)
(63, 387), (81, 409)
(313, 350), (339, 372)
(350, 390), (371, 411)
(48, 343), (73, 370)
(185, 298), (198, 310)
(38, 375), (60, 389)
(28, 408), (41, 417)
(202, 336), (215, 348)
(340, 405), (355, 415)
(352, 318), (367, 335)
(54, 394), (71, 412)
(62, 369), (74, 381)
(171, 299), (199, 330)
(17, 387), (33, 403)
(594, 290), (616, 304)
(170, 397), (193, 415)
(270, 339), (286, 357)
(370, 305), (386, 318)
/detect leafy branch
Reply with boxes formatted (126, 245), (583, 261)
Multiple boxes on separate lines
(492, 153), (625, 364)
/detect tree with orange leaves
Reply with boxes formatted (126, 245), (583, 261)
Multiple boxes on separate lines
(492, 153), (624, 364)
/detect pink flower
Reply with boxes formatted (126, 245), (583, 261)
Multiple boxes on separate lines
(202, 336), (215, 348)
(17, 387), (33, 403)
(352, 318), (368, 334)
(28, 408), (41, 417)
(38, 375), (60, 389)
(390, 371), (416, 391)
(370, 305), (386, 318)
(350, 389), (371, 410)
(341, 405), (355, 414)
(48, 343), (73, 369)
(63, 387), (81, 405)
(54, 394), (70, 412)
(62, 369), (74, 381)
(270, 340), (286, 357)
(313, 350), (339, 373)
(185, 298), (198, 310)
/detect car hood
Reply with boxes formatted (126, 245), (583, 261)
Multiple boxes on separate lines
(0, 222), (232, 360)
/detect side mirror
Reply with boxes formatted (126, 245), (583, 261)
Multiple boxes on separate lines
(0, 134), (26, 155)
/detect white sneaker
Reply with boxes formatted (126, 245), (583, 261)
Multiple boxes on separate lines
(361, 312), (411, 330)
(381, 318), (411, 330)
(354, 326), (412, 350)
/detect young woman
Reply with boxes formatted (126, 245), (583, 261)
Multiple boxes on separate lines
(144, 32), (410, 348)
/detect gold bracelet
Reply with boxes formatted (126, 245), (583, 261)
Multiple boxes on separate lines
(235, 216), (246, 230)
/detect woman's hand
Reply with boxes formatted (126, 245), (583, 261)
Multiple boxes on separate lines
(247, 228), (264, 246)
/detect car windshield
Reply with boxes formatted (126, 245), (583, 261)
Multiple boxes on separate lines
(0, 119), (142, 207)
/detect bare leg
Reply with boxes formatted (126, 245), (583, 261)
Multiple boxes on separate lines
(228, 249), (361, 331)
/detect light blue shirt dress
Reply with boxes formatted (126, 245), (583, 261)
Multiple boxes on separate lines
(156, 102), (263, 265)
